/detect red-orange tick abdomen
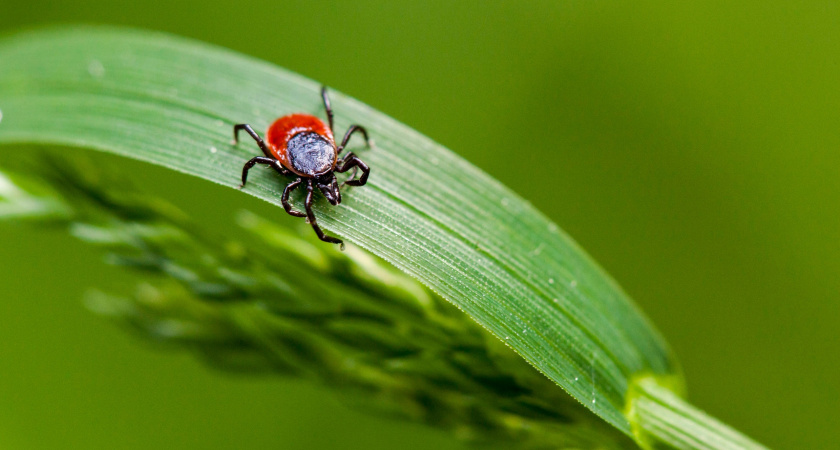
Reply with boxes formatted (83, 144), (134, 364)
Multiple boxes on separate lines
(266, 114), (336, 177)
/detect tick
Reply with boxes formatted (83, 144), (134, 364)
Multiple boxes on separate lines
(234, 86), (371, 246)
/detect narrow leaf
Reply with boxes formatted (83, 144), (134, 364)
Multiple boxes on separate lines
(627, 376), (767, 450)
(0, 27), (763, 448)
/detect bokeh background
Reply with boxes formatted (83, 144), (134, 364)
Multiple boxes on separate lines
(1, 1), (838, 448)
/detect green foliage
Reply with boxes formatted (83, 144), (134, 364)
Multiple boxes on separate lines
(0, 158), (633, 449)
(0, 27), (767, 449)
(626, 376), (766, 450)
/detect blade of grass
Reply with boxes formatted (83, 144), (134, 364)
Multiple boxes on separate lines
(627, 376), (768, 450)
(0, 26), (765, 448)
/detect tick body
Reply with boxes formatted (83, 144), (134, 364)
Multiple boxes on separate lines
(234, 87), (371, 246)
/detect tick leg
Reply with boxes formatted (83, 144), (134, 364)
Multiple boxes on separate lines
(269, 161), (293, 176)
(337, 125), (371, 155)
(233, 124), (273, 159)
(305, 179), (343, 245)
(321, 86), (334, 134)
(281, 178), (306, 217)
(240, 157), (279, 188)
(336, 153), (370, 187)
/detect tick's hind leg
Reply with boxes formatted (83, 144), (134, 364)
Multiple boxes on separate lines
(337, 125), (371, 155)
(282, 178), (306, 217)
(233, 124), (273, 158)
(304, 180), (343, 245)
(321, 86), (335, 133)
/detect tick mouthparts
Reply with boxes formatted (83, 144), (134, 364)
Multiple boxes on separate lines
(321, 184), (341, 205)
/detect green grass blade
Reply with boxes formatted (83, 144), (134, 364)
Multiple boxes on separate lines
(627, 376), (767, 450)
(0, 22), (676, 436)
(0, 26), (761, 447)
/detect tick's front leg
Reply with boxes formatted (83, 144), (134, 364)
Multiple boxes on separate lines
(282, 178), (306, 217)
(336, 152), (370, 187)
(304, 180), (343, 245)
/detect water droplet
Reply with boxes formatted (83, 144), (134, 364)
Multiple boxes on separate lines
(0, 109), (3, 124)
(592, 399), (596, 404)
(552, 298), (559, 304)
(87, 60), (105, 78)
(548, 278), (555, 284)
(547, 223), (558, 233)
(209, 146), (218, 154)
(505, 336), (510, 340)
(574, 377), (578, 382)
(522, 328), (527, 333)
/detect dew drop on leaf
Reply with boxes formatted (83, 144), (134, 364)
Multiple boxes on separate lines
(87, 60), (105, 78)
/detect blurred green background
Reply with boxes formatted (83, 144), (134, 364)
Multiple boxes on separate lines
(1, 1), (838, 448)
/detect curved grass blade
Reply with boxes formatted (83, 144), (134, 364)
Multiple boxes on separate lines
(0, 27), (743, 445)
(627, 376), (768, 450)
